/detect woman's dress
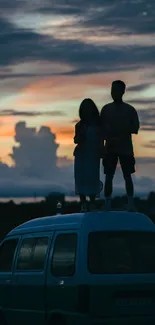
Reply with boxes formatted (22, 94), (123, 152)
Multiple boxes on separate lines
(74, 125), (103, 196)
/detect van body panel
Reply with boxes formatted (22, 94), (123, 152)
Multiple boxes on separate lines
(10, 232), (53, 325)
(85, 229), (155, 322)
(87, 276), (155, 318)
(0, 236), (20, 323)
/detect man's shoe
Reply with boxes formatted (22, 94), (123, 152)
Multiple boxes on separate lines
(105, 197), (111, 211)
(127, 204), (136, 212)
(127, 196), (136, 212)
(89, 203), (96, 211)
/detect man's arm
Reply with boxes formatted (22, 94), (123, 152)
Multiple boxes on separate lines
(130, 107), (140, 134)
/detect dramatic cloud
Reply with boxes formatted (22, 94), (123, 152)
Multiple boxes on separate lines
(0, 109), (66, 117)
(143, 141), (155, 148)
(128, 83), (152, 92)
(32, 0), (155, 36)
(0, 5), (155, 77)
(0, 121), (75, 196)
(136, 157), (155, 164)
(10, 121), (59, 177)
(128, 99), (155, 105)
(82, 1), (155, 35)
(138, 108), (155, 131)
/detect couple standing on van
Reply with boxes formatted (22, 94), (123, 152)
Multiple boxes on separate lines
(74, 80), (140, 212)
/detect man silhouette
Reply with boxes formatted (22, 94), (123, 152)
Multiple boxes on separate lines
(100, 80), (140, 211)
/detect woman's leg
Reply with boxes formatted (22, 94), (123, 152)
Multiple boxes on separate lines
(80, 195), (86, 203)
(104, 174), (114, 210)
(79, 195), (87, 212)
(89, 195), (96, 203)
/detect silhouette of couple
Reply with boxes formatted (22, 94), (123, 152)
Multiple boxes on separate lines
(73, 80), (140, 212)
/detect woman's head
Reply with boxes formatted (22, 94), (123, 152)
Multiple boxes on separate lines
(79, 98), (99, 124)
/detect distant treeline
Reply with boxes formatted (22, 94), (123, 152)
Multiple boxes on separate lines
(0, 191), (155, 239)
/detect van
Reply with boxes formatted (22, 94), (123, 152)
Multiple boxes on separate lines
(0, 211), (155, 325)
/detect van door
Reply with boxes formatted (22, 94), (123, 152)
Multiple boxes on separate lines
(0, 237), (19, 324)
(46, 230), (80, 324)
(11, 232), (52, 325)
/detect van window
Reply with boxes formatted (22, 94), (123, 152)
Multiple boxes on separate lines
(51, 233), (77, 277)
(16, 237), (49, 271)
(32, 237), (49, 270)
(0, 238), (18, 272)
(88, 231), (155, 274)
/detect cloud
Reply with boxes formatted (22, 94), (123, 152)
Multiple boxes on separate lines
(10, 121), (59, 177)
(128, 99), (155, 105)
(79, 0), (155, 35)
(0, 109), (66, 117)
(0, 121), (74, 196)
(37, 3), (83, 15)
(33, 0), (154, 36)
(136, 156), (155, 164)
(0, 7), (155, 78)
(138, 108), (155, 131)
(128, 83), (152, 92)
(143, 141), (155, 148)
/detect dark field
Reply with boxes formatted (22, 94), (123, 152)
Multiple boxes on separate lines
(0, 192), (155, 239)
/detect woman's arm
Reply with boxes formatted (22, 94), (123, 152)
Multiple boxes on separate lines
(74, 124), (79, 144)
(74, 122), (85, 144)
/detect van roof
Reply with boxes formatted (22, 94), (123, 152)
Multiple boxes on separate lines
(7, 211), (154, 236)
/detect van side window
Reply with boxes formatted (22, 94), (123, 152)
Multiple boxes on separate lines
(51, 234), (77, 277)
(17, 238), (34, 270)
(16, 237), (49, 271)
(32, 237), (49, 270)
(0, 239), (18, 272)
(88, 232), (132, 274)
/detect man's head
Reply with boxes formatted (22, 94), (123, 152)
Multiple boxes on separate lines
(111, 80), (126, 102)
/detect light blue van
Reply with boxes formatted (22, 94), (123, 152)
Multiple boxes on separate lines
(0, 211), (155, 325)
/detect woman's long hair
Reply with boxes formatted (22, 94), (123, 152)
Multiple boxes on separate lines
(79, 98), (100, 125)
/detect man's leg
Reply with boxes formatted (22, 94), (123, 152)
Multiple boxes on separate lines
(104, 174), (114, 210)
(102, 153), (118, 210)
(119, 155), (136, 211)
(89, 195), (96, 211)
(124, 174), (134, 196)
(124, 174), (135, 211)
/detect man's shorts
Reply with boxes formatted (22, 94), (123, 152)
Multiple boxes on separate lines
(102, 153), (135, 176)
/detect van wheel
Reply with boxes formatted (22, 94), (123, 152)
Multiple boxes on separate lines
(49, 314), (67, 325)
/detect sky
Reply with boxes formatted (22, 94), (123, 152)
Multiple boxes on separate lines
(0, 0), (155, 197)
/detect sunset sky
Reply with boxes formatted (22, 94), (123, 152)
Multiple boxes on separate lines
(0, 0), (155, 196)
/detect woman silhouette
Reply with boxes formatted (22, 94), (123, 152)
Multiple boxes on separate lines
(73, 98), (103, 212)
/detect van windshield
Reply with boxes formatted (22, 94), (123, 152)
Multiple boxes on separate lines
(88, 231), (155, 274)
